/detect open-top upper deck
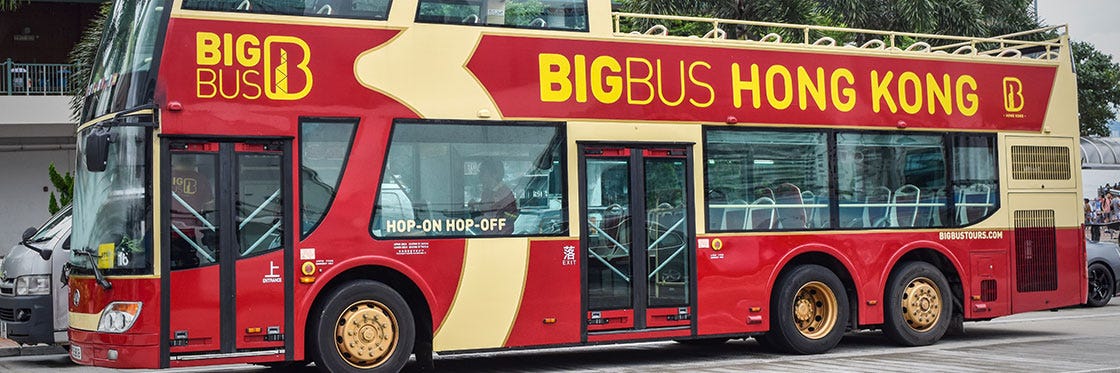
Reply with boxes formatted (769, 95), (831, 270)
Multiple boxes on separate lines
(611, 12), (1066, 64)
(149, 0), (1079, 137)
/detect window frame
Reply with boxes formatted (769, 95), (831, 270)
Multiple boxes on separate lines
(702, 127), (1000, 232)
(369, 118), (569, 240)
(299, 117), (360, 239)
(702, 127), (833, 233)
(413, 0), (590, 32)
(950, 133), (1001, 228)
(179, 0), (394, 21)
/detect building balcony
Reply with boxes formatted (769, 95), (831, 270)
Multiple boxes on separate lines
(1, 59), (77, 96)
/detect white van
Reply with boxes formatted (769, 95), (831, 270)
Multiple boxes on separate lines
(0, 206), (71, 345)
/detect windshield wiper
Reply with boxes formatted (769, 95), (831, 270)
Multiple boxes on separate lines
(19, 239), (45, 255)
(72, 247), (112, 289)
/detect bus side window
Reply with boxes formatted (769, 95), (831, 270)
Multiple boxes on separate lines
(416, 0), (588, 31)
(372, 121), (566, 238)
(952, 135), (999, 226)
(299, 119), (358, 238)
(183, 0), (391, 20)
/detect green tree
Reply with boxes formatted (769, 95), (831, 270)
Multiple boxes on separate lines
(48, 163), (74, 214)
(68, 1), (111, 120)
(1072, 41), (1120, 137)
(0, 0), (23, 11)
(621, 0), (1042, 43)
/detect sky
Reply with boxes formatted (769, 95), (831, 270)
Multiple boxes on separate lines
(1036, 0), (1120, 59)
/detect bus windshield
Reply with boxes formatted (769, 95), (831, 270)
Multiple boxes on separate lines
(83, 0), (167, 122)
(70, 125), (151, 276)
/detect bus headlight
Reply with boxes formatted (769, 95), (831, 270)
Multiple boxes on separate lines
(97, 302), (142, 333)
(15, 275), (51, 296)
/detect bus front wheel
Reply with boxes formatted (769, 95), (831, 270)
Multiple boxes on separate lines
(883, 261), (952, 346)
(765, 264), (849, 354)
(312, 280), (415, 372)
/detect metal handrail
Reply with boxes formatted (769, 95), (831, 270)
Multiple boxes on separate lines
(1, 59), (78, 95)
(612, 13), (1066, 61)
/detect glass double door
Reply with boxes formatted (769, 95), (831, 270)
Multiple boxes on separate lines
(165, 140), (289, 357)
(581, 145), (694, 332)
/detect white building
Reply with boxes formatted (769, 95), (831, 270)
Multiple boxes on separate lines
(1, 0), (102, 246)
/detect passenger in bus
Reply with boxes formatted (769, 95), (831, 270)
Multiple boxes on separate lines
(470, 159), (519, 235)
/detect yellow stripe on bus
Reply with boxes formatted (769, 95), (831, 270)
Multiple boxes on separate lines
(70, 311), (100, 331)
(433, 238), (529, 351)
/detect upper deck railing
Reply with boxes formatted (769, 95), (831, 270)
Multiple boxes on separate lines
(612, 13), (1067, 62)
(1, 59), (76, 96)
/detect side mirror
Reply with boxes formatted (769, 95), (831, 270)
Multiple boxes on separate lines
(39, 248), (52, 261)
(85, 129), (112, 172)
(21, 227), (36, 242)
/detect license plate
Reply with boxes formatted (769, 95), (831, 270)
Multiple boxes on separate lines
(70, 345), (82, 361)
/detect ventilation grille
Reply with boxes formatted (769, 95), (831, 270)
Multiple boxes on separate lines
(1010, 146), (1070, 180)
(1014, 210), (1058, 292)
(980, 279), (997, 301)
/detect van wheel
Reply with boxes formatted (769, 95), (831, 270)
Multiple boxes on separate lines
(764, 264), (848, 354)
(883, 261), (952, 346)
(312, 280), (415, 372)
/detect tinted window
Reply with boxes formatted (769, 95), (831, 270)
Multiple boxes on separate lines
(837, 133), (947, 228)
(183, 0), (391, 20)
(953, 135), (999, 226)
(416, 0), (588, 31)
(372, 121), (566, 238)
(705, 130), (830, 231)
(300, 119), (357, 237)
(238, 153), (284, 257)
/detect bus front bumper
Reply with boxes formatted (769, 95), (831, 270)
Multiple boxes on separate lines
(68, 328), (160, 368)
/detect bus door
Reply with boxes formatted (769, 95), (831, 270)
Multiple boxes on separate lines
(165, 140), (290, 358)
(580, 145), (695, 334)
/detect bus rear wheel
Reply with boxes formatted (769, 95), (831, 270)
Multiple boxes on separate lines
(883, 261), (952, 346)
(312, 280), (415, 372)
(764, 264), (849, 354)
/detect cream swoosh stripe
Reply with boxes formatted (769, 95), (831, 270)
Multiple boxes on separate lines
(70, 311), (100, 331)
(433, 238), (529, 351)
(353, 27), (496, 119)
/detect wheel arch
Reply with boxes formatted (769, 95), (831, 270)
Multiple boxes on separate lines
(881, 242), (966, 323)
(768, 245), (862, 330)
(299, 257), (435, 363)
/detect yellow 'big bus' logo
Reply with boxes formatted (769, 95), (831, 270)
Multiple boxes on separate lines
(1003, 77), (1024, 113)
(195, 32), (313, 100)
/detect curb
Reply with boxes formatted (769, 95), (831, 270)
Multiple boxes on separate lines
(0, 338), (66, 358)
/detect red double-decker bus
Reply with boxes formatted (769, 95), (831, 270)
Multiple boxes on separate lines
(67, 0), (1084, 371)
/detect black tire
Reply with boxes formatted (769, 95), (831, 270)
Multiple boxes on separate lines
(1087, 262), (1115, 307)
(311, 280), (415, 373)
(763, 264), (849, 354)
(752, 334), (779, 351)
(882, 261), (953, 346)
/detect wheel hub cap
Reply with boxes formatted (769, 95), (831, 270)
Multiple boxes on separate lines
(336, 301), (398, 368)
(792, 281), (838, 340)
(901, 277), (941, 332)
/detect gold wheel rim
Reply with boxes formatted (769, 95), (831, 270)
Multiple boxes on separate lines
(335, 300), (399, 369)
(792, 281), (838, 340)
(901, 277), (942, 332)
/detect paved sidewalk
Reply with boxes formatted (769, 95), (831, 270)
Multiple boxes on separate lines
(0, 338), (65, 358)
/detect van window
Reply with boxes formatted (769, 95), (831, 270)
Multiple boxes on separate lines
(28, 207), (72, 243)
